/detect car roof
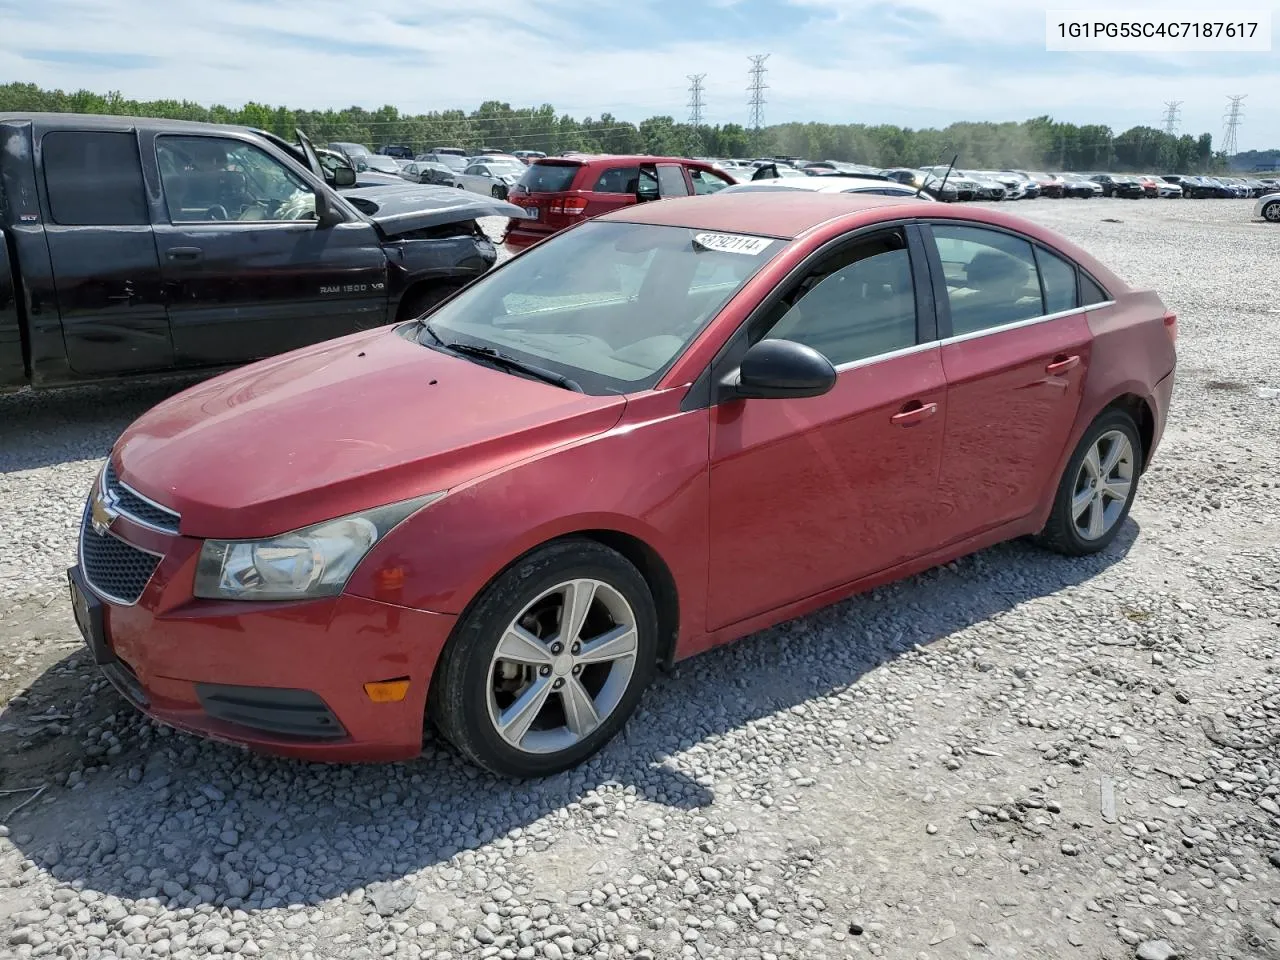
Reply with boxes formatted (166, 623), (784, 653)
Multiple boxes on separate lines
(0, 112), (261, 135)
(532, 154), (710, 167)
(730, 176), (915, 193)
(595, 190), (938, 238)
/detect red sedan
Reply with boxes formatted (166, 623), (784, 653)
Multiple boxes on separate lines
(69, 192), (1177, 777)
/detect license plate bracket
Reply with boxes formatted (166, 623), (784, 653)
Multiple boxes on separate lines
(67, 567), (112, 665)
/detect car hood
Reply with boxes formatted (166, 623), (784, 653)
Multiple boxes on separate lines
(114, 329), (627, 539)
(340, 183), (531, 236)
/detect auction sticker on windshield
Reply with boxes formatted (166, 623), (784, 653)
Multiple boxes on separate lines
(693, 232), (774, 255)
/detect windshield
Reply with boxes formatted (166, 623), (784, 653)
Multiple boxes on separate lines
(364, 155), (400, 172)
(418, 220), (785, 394)
(433, 154), (467, 170)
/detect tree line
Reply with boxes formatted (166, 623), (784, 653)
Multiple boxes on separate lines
(0, 81), (1231, 173)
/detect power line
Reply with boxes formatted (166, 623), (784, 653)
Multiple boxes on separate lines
(1222, 94), (1246, 156)
(747, 54), (770, 144)
(687, 74), (706, 128)
(1161, 100), (1182, 136)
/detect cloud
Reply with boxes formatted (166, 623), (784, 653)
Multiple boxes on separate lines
(1, 0), (1275, 150)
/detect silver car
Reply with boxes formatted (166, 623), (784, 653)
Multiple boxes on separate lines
(1255, 191), (1280, 222)
(453, 158), (527, 198)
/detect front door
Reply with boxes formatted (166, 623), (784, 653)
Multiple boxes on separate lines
(923, 222), (1091, 542)
(707, 226), (946, 630)
(39, 129), (172, 375)
(149, 132), (388, 366)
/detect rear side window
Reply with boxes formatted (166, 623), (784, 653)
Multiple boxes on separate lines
(1034, 246), (1079, 314)
(42, 131), (149, 226)
(518, 163), (580, 193)
(592, 166), (639, 193)
(1081, 274), (1110, 305)
(932, 224), (1043, 336)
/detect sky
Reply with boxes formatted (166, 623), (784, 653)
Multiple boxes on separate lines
(1, 0), (1277, 152)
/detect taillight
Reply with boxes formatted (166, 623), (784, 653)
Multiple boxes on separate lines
(550, 195), (588, 217)
(1163, 311), (1177, 343)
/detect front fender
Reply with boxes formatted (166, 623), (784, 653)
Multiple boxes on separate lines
(344, 391), (711, 651)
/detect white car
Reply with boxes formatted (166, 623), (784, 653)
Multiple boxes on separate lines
(1255, 192), (1280, 222)
(720, 176), (936, 199)
(453, 158), (527, 198)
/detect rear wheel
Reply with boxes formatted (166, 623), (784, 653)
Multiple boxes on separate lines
(429, 540), (658, 778)
(1034, 409), (1142, 557)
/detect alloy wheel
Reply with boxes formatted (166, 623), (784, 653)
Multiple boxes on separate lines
(486, 579), (638, 754)
(1071, 429), (1134, 541)
(1264, 202), (1280, 223)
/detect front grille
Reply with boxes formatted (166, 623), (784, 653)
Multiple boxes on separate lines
(80, 505), (161, 604)
(104, 461), (180, 534)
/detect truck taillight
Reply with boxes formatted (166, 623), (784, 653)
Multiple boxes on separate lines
(1163, 311), (1177, 343)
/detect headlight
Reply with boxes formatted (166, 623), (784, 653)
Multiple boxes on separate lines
(193, 493), (442, 601)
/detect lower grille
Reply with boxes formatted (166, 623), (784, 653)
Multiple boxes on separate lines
(196, 684), (347, 739)
(80, 505), (161, 604)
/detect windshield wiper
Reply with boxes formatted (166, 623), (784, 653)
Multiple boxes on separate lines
(418, 324), (582, 392)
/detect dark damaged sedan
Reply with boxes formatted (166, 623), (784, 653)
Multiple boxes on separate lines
(0, 114), (528, 392)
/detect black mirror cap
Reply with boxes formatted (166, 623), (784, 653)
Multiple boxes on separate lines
(730, 339), (837, 400)
(333, 166), (357, 188)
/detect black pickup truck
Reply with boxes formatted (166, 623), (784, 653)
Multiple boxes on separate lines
(0, 113), (527, 392)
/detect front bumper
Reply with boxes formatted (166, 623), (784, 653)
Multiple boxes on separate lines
(70, 513), (457, 762)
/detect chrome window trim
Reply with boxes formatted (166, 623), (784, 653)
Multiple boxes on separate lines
(78, 501), (164, 608)
(938, 300), (1116, 347)
(821, 299), (1117, 375)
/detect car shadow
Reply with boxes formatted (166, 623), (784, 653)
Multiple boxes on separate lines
(0, 520), (1137, 911)
(0, 376), (208, 473)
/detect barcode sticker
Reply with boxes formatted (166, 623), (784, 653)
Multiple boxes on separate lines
(692, 232), (774, 255)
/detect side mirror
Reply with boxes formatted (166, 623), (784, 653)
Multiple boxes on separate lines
(332, 166), (356, 188)
(722, 339), (837, 401)
(314, 188), (343, 229)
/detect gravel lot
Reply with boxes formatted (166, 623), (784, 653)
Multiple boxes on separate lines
(1, 199), (1278, 960)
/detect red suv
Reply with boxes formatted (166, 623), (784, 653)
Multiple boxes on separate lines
(503, 155), (737, 251)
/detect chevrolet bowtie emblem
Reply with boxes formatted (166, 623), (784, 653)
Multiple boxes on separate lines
(90, 480), (120, 536)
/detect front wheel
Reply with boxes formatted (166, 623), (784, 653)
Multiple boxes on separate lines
(1034, 410), (1142, 556)
(429, 540), (658, 778)
(1262, 199), (1280, 223)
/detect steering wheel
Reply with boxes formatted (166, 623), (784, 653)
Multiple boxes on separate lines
(206, 205), (229, 221)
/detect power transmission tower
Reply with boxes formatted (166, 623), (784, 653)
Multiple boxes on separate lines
(687, 74), (707, 128)
(1222, 95), (1246, 157)
(747, 54), (770, 149)
(1161, 100), (1182, 136)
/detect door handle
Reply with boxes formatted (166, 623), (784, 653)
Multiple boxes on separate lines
(1046, 354), (1080, 375)
(166, 247), (203, 261)
(891, 401), (938, 426)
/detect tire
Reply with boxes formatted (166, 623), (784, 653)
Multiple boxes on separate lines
(1034, 409), (1142, 557)
(429, 539), (659, 778)
(396, 282), (466, 321)
(1262, 200), (1280, 223)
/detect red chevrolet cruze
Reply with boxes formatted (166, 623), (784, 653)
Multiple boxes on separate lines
(69, 192), (1176, 777)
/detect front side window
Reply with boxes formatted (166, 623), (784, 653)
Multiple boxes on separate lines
(656, 165), (690, 197)
(157, 136), (317, 223)
(417, 221), (785, 394)
(690, 168), (733, 195)
(759, 230), (918, 366)
(932, 225), (1043, 336)
(43, 131), (149, 226)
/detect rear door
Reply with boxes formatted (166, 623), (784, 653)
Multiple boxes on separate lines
(148, 131), (387, 366)
(39, 128), (173, 375)
(922, 221), (1091, 543)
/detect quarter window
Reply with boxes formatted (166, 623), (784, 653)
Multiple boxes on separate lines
(1034, 246), (1079, 314)
(592, 166), (640, 193)
(43, 131), (149, 226)
(156, 136), (317, 223)
(760, 231), (918, 366)
(1081, 274), (1110, 306)
(932, 225), (1043, 336)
